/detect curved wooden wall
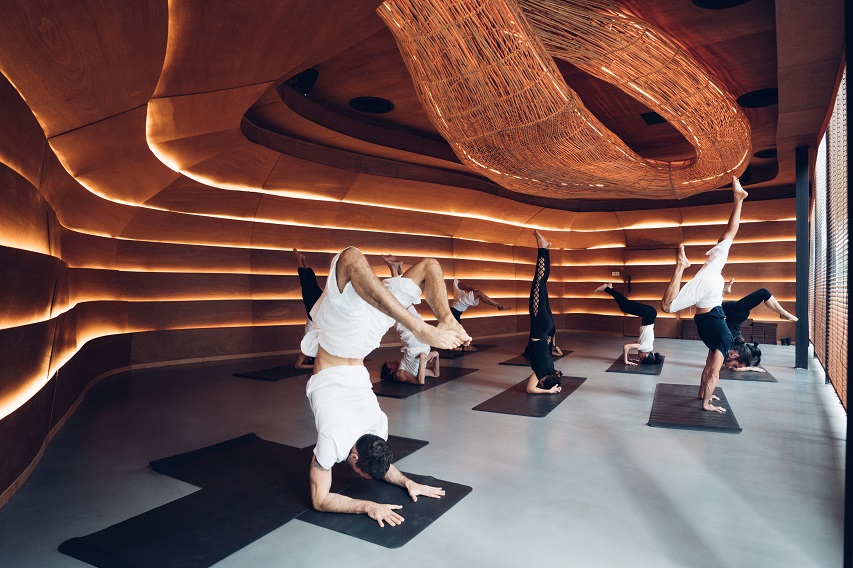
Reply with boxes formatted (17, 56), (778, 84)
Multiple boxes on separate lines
(0, 1), (797, 503)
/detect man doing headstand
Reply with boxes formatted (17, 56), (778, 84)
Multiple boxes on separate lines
(302, 247), (470, 526)
(661, 177), (756, 412)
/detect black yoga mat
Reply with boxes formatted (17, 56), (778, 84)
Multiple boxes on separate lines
(233, 363), (310, 381)
(439, 344), (496, 359)
(472, 376), (586, 417)
(59, 434), (430, 568)
(647, 383), (741, 433)
(606, 355), (665, 375)
(498, 350), (572, 366)
(717, 366), (778, 382)
(297, 472), (472, 548)
(372, 366), (478, 398)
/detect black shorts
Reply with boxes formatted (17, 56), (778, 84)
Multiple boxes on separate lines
(526, 337), (554, 379)
(695, 306), (733, 356)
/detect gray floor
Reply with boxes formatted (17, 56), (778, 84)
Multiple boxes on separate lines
(0, 331), (846, 568)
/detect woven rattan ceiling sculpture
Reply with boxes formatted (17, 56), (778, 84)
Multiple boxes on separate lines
(378, 0), (751, 199)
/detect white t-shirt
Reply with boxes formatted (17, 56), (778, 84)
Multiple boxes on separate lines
(637, 324), (655, 352)
(300, 249), (422, 359)
(306, 365), (388, 469)
(669, 239), (732, 312)
(397, 305), (430, 376)
(451, 279), (479, 312)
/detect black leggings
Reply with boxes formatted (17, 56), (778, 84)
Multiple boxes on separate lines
(527, 248), (555, 378)
(298, 267), (323, 319)
(529, 248), (553, 338)
(605, 288), (657, 326)
(722, 288), (771, 338)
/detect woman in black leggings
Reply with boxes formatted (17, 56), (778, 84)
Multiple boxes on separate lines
(595, 283), (661, 366)
(722, 280), (797, 344)
(525, 230), (562, 394)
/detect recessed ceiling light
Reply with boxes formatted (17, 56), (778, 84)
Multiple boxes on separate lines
(691, 0), (751, 9)
(737, 88), (778, 108)
(348, 97), (395, 114)
(640, 111), (667, 125)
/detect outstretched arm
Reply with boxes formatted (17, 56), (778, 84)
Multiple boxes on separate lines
(384, 464), (445, 502)
(310, 456), (404, 527)
(474, 289), (510, 311)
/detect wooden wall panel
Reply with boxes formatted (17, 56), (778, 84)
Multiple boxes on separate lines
(0, 321), (55, 418)
(0, 0), (167, 137)
(0, 80), (47, 187)
(0, 166), (50, 255)
(49, 108), (181, 205)
(51, 334), (129, 426)
(0, 248), (59, 329)
(130, 327), (254, 365)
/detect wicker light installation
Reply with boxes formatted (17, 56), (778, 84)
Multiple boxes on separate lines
(378, 0), (751, 199)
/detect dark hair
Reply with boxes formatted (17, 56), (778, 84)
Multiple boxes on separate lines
(354, 434), (393, 479)
(379, 362), (396, 381)
(541, 370), (562, 390)
(640, 352), (663, 365)
(732, 336), (746, 346)
(733, 342), (761, 367)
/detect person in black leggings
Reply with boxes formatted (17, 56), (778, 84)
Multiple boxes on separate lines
(595, 283), (661, 366)
(722, 280), (798, 344)
(524, 230), (562, 394)
(293, 248), (323, 369)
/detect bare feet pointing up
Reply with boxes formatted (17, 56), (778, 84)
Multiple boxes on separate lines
(732, 176), (748, 201)
(533, 229), (551, 249)
(676, 244), (691, 268)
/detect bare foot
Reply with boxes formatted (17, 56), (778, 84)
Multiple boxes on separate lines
(414, 323), (464, 350)
(732, 176), (748, 201)
(676, 245), (691, 268)
(292, 248), (307, 269)
(533, 229), (551, 249)
(437, 318), (472, 344)
(703, 401), (727, 413)
(497, 305), (512, 311)
(381, 254), (403, 276)
(723, 278), (734, 294)
(780, 312), (798, 322)
(594, 283), (612, 293)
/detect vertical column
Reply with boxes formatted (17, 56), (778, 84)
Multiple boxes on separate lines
(794, 146), (810, 369)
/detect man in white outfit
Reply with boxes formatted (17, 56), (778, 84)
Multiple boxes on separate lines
(301, 247), (470, 527)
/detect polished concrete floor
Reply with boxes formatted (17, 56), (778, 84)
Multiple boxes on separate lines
(0, 331), (846, 568)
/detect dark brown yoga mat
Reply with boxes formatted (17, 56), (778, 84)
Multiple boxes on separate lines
(498, 350), (572, 366)
(717, 365), (777, 382)
(233, 363), (310, 381)
(372, 366), (478, 398)
(472, 376), (586, 417)
(297, 472), (472, 548)
(647, 383), (741, 432)
(439, 344), (496, 359)
(58, 433), (454, 566)
(606, 355), (665, 375)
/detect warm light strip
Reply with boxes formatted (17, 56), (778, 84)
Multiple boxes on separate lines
(378, 0), (751, 200)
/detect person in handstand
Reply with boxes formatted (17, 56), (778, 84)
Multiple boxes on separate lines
(594, 283), (661, 366)
(379, 255), (441, 384)
(524, 229), (563, 395)
(722, 278), (798, 345)
(302, 247), (470, 527)
(449, 278), (511, 351)
(661, 177), (761, 412)
(293, 248), (321, 369)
